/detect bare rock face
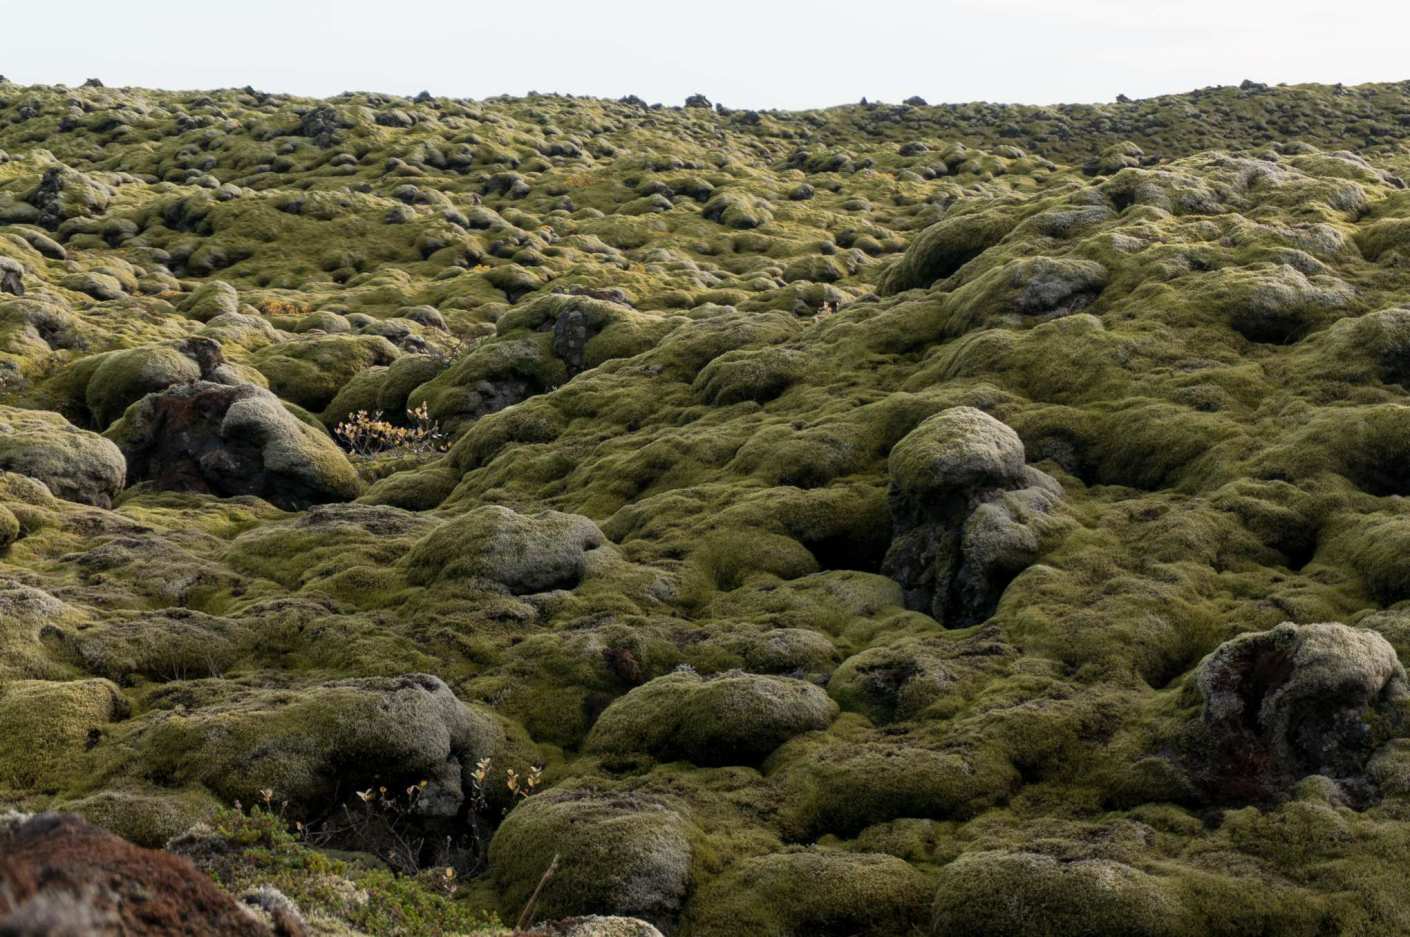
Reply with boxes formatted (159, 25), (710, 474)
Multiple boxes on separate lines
(0, 812), (280, 937)
(107, 380), (361, 510)
(882, 406), (1061, 627)
(1189, 621), (1410, 805)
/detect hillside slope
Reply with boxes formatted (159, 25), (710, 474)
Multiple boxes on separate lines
(5, 78), (1410, 935)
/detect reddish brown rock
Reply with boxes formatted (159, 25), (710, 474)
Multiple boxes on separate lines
(0, 813), (278, 937)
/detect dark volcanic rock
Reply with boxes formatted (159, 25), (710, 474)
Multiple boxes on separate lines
(107, 381), (361, 509)
(882, 406), (1061, 627)
(1187, 621), (1410, 806)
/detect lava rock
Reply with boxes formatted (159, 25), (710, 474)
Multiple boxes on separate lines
(0, 257), (23, 296)
(107, 381), (361, 509)
(1187, 621), (1410, 805)
(882, 407), (1061, 627)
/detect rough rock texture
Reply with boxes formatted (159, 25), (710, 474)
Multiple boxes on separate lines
(0, 813), (277, 937)
(0, 404), (125, 506)
(108, 381), (360, 509)
(0, 256), (23, 295)
(1188, 621), (1410, 805)
(72, 337), (238, 428)
(882, 406), (1061, 626)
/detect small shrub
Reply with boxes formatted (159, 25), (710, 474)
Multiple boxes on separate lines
(335, 403), (447, 457)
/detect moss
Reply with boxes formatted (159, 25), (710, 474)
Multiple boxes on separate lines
(0, 679), (128, 792)
(9, 78), (1410, 935)
(930, 850), (1193, 937)
(0, 503), (18, 548)
(0, 404), (126, 506)
(768, 718), (1020, 839)
(688, 849), (931, 937)
(586, 670), (836, 766)
(878, 204), (1025, 294)
(98, 674), (507, 818)
(253, 334), (401, 412)
(405, 505), (606, 594)
(488, 790), (693, 928)
(61, 787), (222, 848)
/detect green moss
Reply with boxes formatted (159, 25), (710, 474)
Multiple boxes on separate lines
(0, 678), (128, 791)
(586, 670), (836, 766)
(7, 78), (1410, 936)
(689, 849), (930, 937)
(0, 503), (18, 548)
(488, 790), (693, 928)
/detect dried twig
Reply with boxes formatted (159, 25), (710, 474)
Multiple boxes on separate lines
(515, 853), (560, 932)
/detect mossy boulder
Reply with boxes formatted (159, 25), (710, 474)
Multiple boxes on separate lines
(689, 850), (931, 937)
(27, 165), (113, 229)
(45, 609), (242, 684)
(406, 505), (606, 594)
(0, 679), (129, 791)
(829, 643), (956, 724)
(878, 206), (1019, 294)
(122, 673), (503, 818)
(883, 406), (1062, 627)
(702, 191), (773, 229)
(489, 791), (693, 928)
(0, 503), (19, 549)
(1185, 621), (1410, 805)
(60, 788), (221, 849)
(527, 919), (664, 937)
(0, 405), (126, 506)
(180, 280), (240, 323)
(586, 670), (836, 766)
(930, 850), (1191, 937)
(770, 728), (1019, 838)
(107, 381), (361, 510)
(58, 337), (238, 429)
(251, 333), (400, 412)
(408, 337), (562, 432)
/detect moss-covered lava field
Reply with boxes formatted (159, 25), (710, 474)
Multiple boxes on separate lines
(7, 77), (1410, 935)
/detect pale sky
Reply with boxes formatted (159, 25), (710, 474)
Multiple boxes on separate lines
(4, 0), (1408, 109)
